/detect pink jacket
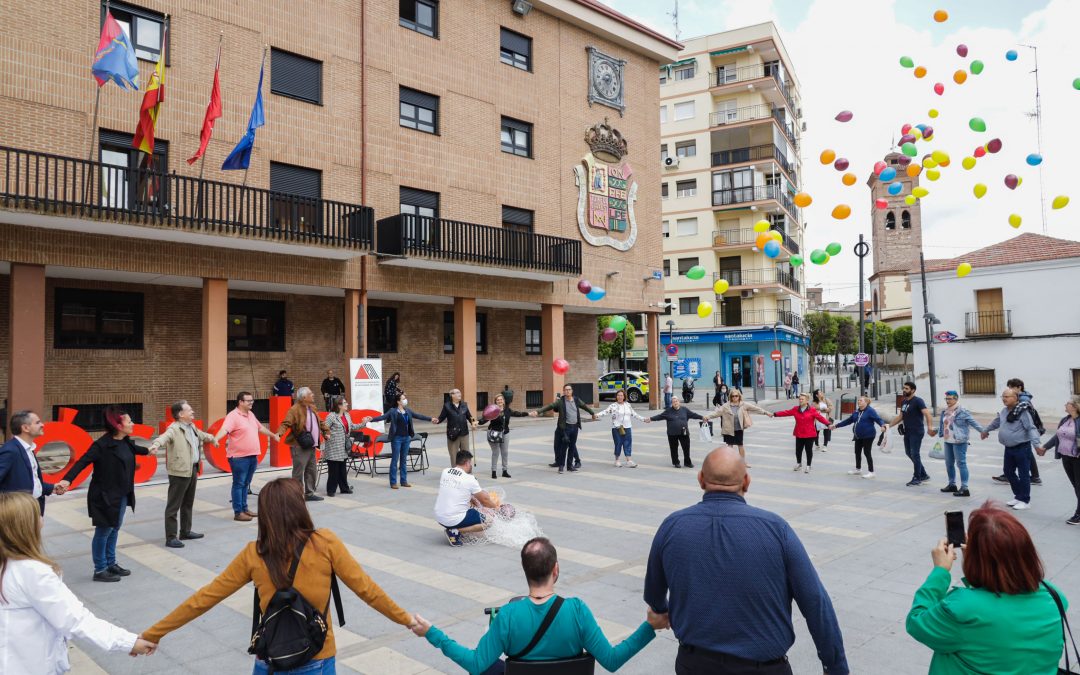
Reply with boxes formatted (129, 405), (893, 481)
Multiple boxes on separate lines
(774, 405), (830, 438)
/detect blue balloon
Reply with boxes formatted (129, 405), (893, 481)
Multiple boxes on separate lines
(879, 167), (897, 182)
(1025, 153), (1043, 166)
(1006, 49), (1018, 61)
(586, 287), (606, 301)
(763, 240), (781, 258)
(887, 182), (903, 195)
(915, 124), (927, 132)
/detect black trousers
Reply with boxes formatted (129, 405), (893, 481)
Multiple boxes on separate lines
(676, 645), (792, 675)
(1029, 446), (1041, 480)
(668, 434), (691, 465)
(165, 470), (199, 540)
(555, 426), (581, 469)
(795, 437), (815, 466)
(325, 460), (350, 495)
(816, 428), (831, 447)
(854, 437), (874, 472)
(1062, 455), (1080, 516)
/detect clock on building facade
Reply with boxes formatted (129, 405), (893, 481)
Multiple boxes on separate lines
(587, 47), (626, 114)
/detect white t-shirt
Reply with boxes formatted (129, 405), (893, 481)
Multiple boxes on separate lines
(434, 466), (483, 527)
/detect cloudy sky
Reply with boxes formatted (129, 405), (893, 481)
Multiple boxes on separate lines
(607, 0), (1079, 303)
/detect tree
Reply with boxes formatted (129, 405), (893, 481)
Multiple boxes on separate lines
(833, 316), (858, 388)
(596, 316), (635, 366)
(893, 325), (914, 368)
(862, 321), (893, 355)
(803, 312), (837, 393)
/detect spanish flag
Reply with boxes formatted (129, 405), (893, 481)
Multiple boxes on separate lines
(132, 23), (167, 154)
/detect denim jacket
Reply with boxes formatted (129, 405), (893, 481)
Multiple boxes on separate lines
(936, 406), (986, 444)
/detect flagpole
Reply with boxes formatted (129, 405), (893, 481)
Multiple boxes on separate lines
(197, 33), (223, 184)
(242, 45), (268, 189)
(83, 0), (111, 210)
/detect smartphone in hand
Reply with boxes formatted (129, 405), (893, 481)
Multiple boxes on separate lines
(945, 510), (966, 547)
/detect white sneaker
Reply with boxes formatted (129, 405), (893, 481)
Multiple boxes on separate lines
(863, 472), (875, 479)
(614, 459), (623, 467)
(793, 463), (802, 472)
(804, 465), (811, 474)
(625, 460), (638, 468)
(847, 469), (861, 475)
(1006, 499), (1019, 506)
(1012, 501), (1031, 510)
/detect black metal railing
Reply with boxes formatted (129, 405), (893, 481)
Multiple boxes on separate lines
(712, 268), (800, 293)
(711, 183), (798, 220)
(0, 145), (373, 249)
(711, 144), (795, 179)
(713, 309), (803, 329)
(711, 227), (800, 255)
(965, 310), (1011, 337)
(375, 213), (582, 275)
(713, 64), (797, 112)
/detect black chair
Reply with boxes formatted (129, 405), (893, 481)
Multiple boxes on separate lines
(408, 432), (429, 474)
(347, 432), (373, 476)
(368, 434), (395, 476)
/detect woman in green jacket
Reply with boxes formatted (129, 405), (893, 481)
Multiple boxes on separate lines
(906, 501), (1068, 674)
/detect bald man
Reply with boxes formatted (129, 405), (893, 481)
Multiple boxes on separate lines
(644, 447), (848, 675)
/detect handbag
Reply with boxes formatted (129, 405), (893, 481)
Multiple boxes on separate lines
(296, 430), (316, 450)
(1043, 582), (1080, 674)
(487, 428), (504, 444)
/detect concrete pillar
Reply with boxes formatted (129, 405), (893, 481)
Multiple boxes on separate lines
(541, 303), (565, 403)
(453, 297), (477, 408)
(647, 312), (661, 409)
(359, 290), (368, 358)
(8, 264), (46, 417)
(344, 289), (361, 359)
(201, 279), (228, 428)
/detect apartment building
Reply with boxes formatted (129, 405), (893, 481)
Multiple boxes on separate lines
(0, 0), (680, 431)
(656, 23), (808, 396)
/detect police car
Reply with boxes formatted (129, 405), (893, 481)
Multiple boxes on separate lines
(597, 371), (650, 403)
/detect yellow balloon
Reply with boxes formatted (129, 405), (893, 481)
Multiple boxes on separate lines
(907, 164), (922, 178)
(905, 195), (917, 205)
(753, 219), (771, 233)
(912, 128), (923, 140)
(1052, 195), (1070, 210)
(820, 149), (836, 165)
(956, 262), (972, 278)
(794, 192), (813, 208)
(713, 279), (730, 294)
(924, 158), (938, 169)
(771, 230), (784, 242)
(912, 187), (929, 198)
(973, 183), (987, 198)
(1008, 213), (1022, 228)
(1017, 176), (1023, 186)
(928, 108), (939, 118)
(697, 301), (714, 319)
(831, 204), (852, 219)
(926, 169), (941, 182)
(962, 156), (976, 170)
(842, 172), (857, 186)
(931, 150), (950, 164)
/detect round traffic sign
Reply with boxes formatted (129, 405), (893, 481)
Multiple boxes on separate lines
(665, 344), (679, 356)
(770, 350), (782, 362)
(854, 352), (870, 367)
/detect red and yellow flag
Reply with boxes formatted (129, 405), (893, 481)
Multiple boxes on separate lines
(132, 31), (166, 154)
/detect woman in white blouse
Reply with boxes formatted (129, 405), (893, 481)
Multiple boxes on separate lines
(597, 389), (646, 467)
(0, 492), (156, 674)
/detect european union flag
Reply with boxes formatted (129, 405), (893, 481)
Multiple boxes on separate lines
(222, 61), (266, 171)
(93, 12), (139, 90)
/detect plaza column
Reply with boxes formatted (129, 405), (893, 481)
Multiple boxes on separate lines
(8, 264), (45, 416)
(453, 297), (477, 408)
(541, 303), (565, 403)
(201, 279), (228, 427)
(647, 312), (661, 409)
(344, 289), (361, 360)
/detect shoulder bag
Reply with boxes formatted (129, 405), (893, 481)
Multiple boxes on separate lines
(1044, 581), (1080, 674)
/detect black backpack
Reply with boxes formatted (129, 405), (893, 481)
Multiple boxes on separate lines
(249, 538), (344, 673)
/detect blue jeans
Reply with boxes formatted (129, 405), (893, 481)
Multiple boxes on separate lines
(612, 428), (633, 457)
(253, 656), (335, 674)
(904, 432), (928, 480)
(944, 442), (969, 488)
(229, 455), (258, 514)
(92, 496), (127, 572)
(791, 383), (799, 397)
(1004, 443), (1032, 503)
(664, 392), (672, 408)
(389, 435), (410, 486)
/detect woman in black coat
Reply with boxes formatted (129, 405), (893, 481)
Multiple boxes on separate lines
(56, 406), (149, 583)
(646, 396), (705, 468)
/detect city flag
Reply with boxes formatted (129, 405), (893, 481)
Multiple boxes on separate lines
(132, 34), (166, 154)
(92, 12), (139, 90)
(221, 60), (265, 171)
(188, 48), (223, 164)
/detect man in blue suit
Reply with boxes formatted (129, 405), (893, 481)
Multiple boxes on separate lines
(0, 410), (61, 514)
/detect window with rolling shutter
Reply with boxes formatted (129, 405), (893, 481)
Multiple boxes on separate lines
(269, 162), (321, 232)
(501, 117), (532, 158)
(501, 205), (533, 232)
(399, 87), (438, 134)
(500, 28), (531, 71)
(270, 48), (322, 104)
(400, 186), (439, 247)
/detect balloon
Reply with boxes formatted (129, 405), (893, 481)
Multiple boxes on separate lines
(686, 265), (706, 280)
(713, 279), (730, 294)
(905, 195), (917, 205)
(934, 82), (944, 95)
(835, 110), (853, 122)
(953, 70), (967, 85)
(924, 157), (938, 169)
(1074, 78), (1080, 90)
(968, 117), (986, 132)
(875, 198), (889, 209)
(753, 219), (771, 233)
(973, 183), (987, 199)
(771, 230), (784, 242)
(897, 155), (912, 167)
(934, 9), (948, 22)
(763, 241), (781, 258)
(900, 56), (914, 68)
(755, 233), (772, 251)
(586, 287), (606, 301)
(696, 301), (713, 319)
(887, 182), (903, 196)
(482, 404), (503, 421)
(1008, 213), (1022, 228)
(925, 170), (940, 182)
(794, 192), (813, 208)
(970, 60), (984, 75)
(956, 44), (968, 57)
(1026, 153), (1042, 166)
(820, 149), (836, 164)
(873, 161), (887, 175)
(790, 255), (804, 267)
(974, 145), (987, 158)
(879, 166), (897, 181)
(825, 242), (842, 256)
(834, 158), (850, 172)
(900, 133), (916, 145)
(609, 315), (627, 332)
(931, 150), (949, 164)
(831, 204), (852, 219)
(915, 66), (927, 79)
(928, 108), (939, 119)
(923, 125), (934, 138)
(1004, 174), (1018, 190)
(939, 156), (951, 168)
(987, 138), (1002, 153)
(901, 142), (918, 157)
(956, 263), (972, 278)
(912, 186), (929, 198)
(576, 279), (592, 294)
(901, 123), (913, 135)
(552, 358), (570, 374)
(809, 249), (828, 265)
(1053, 195), (1070, 210)
(962, 156), (976, 170)
(1006, 49), (1018, 62)
(601, 327), (618, 342)
(906, 164), (922, 177)
(912, 128), (923, 141)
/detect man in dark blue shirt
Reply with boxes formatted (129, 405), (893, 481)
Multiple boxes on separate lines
(644, 446), (848, 675)
(887, 381), (936, 487)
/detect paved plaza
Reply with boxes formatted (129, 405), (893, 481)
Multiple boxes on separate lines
(45, 405), (1080, 674)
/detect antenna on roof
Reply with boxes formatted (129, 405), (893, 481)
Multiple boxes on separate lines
(1019, 44), (1047, 234)
(667, 0), (680, 41)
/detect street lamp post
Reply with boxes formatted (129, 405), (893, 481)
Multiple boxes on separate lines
(854, 235), (870, 396)
(665, 319), (676, 383)
(772, 320), (782, 400)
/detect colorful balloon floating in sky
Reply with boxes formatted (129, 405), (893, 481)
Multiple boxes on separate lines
(809, 250), (830, 265)
(1053, 195), (1070, 210)
(834, 158), (850, 171)
(900, 56), (915, 68)
(1026, 154), (1042, 166)
(794, 192), (813, 208)
(696, 302), (713, 319)
(753, 219), (771, 233)
(902, 143), (918, 157)
(1004, 174), (1019, 190)
(601, 327), (618, 342)
(1074, 78), (1080, 90)
(873, 161), (887, 175)
(713, 279), (730, 294)
(970, 60), (984, 75)
(969, 117), (986, 132)
(1006, 50), (1018, 62)
(879, 166), (897, 181)
(973, 183), (987, 199)
(609, 315), (627, 332)
(915, 66), (928, 79)
(974, 145), (987, 158)
(956, 44), (968, 57)
(933, 9), (949, 22)
(790, 255), (804, 267)
(755, 233), (773, 251)
(586, 286), (606, 301)
(905, 195), (918, 205)
(1008, 213), (1022, 228)
(820, 149), (836, 164)
(962, 156), (976, 170)
(576, 279), (592, 294)
(483, 404), (501, 421)
(934, 82), (945, 95)
(928, 108), (939, 118)
(987, 138), (1003, 153)
(888, 182), (903, 196)
(825, 242), (842, 257)
(875, 198), (889, 209)
(763, 240), (781, 258)
(831, 204), (852, 219)
(954, 70), (967, 85)
(956, 263), (972, 278)
(686, 265), (706, 280)
(835, 110), (853, 122)
(552, 358), (570, 374)
(841, 172), (857, 186)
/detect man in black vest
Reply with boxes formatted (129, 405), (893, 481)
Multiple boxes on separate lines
(436, 388), (479, 466)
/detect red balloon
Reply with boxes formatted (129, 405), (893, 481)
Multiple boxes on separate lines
(835, 110), (853, 122)
(987, 138), (1003, 153)
(601, 327), (618, 342)
(482, 404), (501, 421)
(833, 158), (850, 171)
(576, 279), (592, 294)
(901, 123), (913, 135)
(552, 358), (570, 374)
(1004, 174), (1018, 190)
(974, 145), (987, 158)
(873, 161), (887, 175)
(934, 82), (945, 95)
(956, 44), (968, 57)
(875, 198), (889, 209)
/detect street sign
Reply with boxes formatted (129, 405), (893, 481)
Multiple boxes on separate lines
(666, 355), (678, 362)
(854, 352), (870, 367)
(672, 360), (689, 378)
(770, 350), (782, 362)
(934, 331), (958, 343)
(665, 344), (679, 356)
(651, 270), (663, 280)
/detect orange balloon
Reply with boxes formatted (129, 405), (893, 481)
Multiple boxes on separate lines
(794, 192), (813, 208)
(755, 233), (772, 251)
(933, 9), (949, 22)
(831, 204), (852, 220)
(953, 69), (967, 85)
(914, 66), (927, 78)
(938, 157), (951, 167)
(841, 172), (856, 186)
(906, 164), (922, 178)
(820, 149), (836, 165)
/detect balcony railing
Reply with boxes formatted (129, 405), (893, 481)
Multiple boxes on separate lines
(713, 64), (797, 112)
(711, 184), (798, 220)
(713, 268), (801, 293)
(965, 310), (1012, 337)
(375, 213), (582, 275)
(714, 309), (803, 330)
(712, 227), (800, 255)
(0, 145), (374, 250)
(711, 144), (796, 180)
(709, 106), (798, 148)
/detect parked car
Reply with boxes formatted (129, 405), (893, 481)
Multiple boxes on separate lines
(597, 371), (649, 403)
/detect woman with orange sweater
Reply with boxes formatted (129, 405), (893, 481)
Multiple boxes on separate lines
(141, 478), (414, 674)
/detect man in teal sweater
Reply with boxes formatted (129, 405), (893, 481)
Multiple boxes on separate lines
(409, 537), (668, 674)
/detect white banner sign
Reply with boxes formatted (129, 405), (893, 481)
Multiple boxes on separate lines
(350, 358), (384, 433)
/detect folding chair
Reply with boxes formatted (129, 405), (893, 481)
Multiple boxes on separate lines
(314, 457), (328, 489)
(368, 434), (394, 476)
(347, 431), (373, 476)
(407, 432), (429, 474)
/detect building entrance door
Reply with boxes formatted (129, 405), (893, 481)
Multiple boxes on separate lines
(729, 355), (753, 389)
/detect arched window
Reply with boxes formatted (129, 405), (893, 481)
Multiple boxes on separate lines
(885, 212), (896, 230)
(901, 210), (911, 229)
(873, 291), (879, 314)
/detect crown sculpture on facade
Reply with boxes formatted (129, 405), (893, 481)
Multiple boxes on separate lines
(584, 117), (628, 163)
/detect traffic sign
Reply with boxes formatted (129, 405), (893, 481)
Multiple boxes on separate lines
(770, 350), (782, 362)
(934, 331), (958, 343)
(854, 352), (870, 367)
(666, 355), (678, 362)
(665, 344), (679, 356)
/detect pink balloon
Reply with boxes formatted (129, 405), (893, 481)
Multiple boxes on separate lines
(601, 327), (618, 342)
(974, 145), (987, 158)
(482, 404), (501, 421)
(987, 138), (1003, 153)
(1004, 174), (1018, 190)
(956, 44), (968, 57)
(835, 110), (853, 122)
(922, 125), (934, 138)
(934, 82), (945, 95)
(576, 279), (592, 294)
(552, 358), (570, 375)
(900, 134), (916, 145)
(873, 161), (887, 175)
(875, 198), (889, 209)
(901, 123), (913, 135)
(833, 158), (849, 171)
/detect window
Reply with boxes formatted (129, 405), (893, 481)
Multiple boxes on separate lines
(443, 311), (454, 354)
(679, 297), (701, 315)
(227, 299), (285, 351)
(661, 220), (669, 238)
(400, 186), (439, 247)
(663, 259), (671, 277)
(677, 257), (699, 275)
(502, 205), (533, 233)
(660, 145), (669, 161)
(99, 129), (168, 212)
(660, 106), (668, 124)
(500, 28), (531, 71)
(717, 98), (738, 122)
(501, 117), (532, 157)
(104, 2), (167, 63)
(443, 311), (488, 353)
(673, 62), (696, 81)
(400, 0), (438, 37)
(269, 162), (321, 231)
(270, 49), (322, 104)
(885, 211), (896, 230)
(53, 403), (143, 432)
(55, 288), (143, 349)
(399, 87), (438, 134)
(368, 307), (397, 353)
(628, 314), (644, 331)
(661, 183), (669, 201)
(902, 210), (912, 229)
(659, 69), (668, 85)
(961, 368), (996, 396)
(476, 313), (488, 353)
(1073, 368), (1080, 394)
(663, 298), (672, 316)
(716, 65), (737, 85)
(525, 390), (545, 407)
(525, 316), (542, 355)
(673, 101), (695, 121)
(676, 180), (697, 198)
(675, 140), (696, 158)
(676, 217), (698, 236)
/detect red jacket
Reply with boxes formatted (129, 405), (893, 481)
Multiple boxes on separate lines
(774, 405), (830, 438)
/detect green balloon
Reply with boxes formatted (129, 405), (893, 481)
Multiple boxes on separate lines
(902, 142), (918, 157)
(810, 249), (828, 265)
(790, 255), (804, 267)
(970, 60), (984, 75)
(609, 315), (627, 332)
(1073, 77), (1080, 90)
(968, 117), (986, 132)
(900, 56), (914, 68)
(686, 265), (706, 280)
(825, 242), (842, 256)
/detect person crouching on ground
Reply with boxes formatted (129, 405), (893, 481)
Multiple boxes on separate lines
(646, 396), (705, 468)
(434, 450), (497, 547)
